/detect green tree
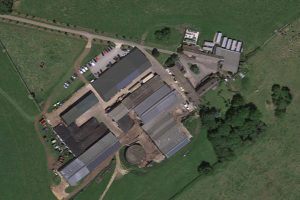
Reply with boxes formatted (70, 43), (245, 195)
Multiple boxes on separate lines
(197, 161), (213, 175)
(0, 0), (13, 14)
(226, 106), (250, 127)
(151, 48), (160, 57)
(190, 64), (200, 74)
(271, 84), (292, 116)
(199, 107), (219, 130)
(231, 93), (245, 107)
(154, 27), (171, 40)
(164, 53), (178, 67)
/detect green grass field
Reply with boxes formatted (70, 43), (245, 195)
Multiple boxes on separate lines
(0, 46), (55, 199)
(0, 22), (86, 104)
(146, 49), (170, 67)
(97, 115), (217, 200)
(200, 83), (233, 114)
(81, 43), (104, 65)
(176, 18), (300, 200)
(71, 159), (115, 200)
(17, 0), (300, 51)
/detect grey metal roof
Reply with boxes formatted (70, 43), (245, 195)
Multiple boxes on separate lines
(59, 132), (121, 186)
(139, 90), (183, 124)
(134, 84), (172, 117)
(122, 75), (165, 109)
(117, 114), (134, 132)
(60, 91), (99, 125)
(133, 84), (183, 124)
(142, 113), (189, 158)
(215, 47), (241, 73)
(91, 47), (151, 102)
(108, 103), (129, 121)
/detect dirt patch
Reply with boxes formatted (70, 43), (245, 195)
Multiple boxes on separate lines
(51, 173), (69, 200)
(125, 144), (146, 165)
(141, 31), (149, 45)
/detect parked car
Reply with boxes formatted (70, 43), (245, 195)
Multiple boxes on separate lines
(166, 68), (172, 75)
(101, 52), (104, 56)
(83, 66), (88, 71)
(87, 62), (92, 67)
(80, 67), (86, 73)
(63, 82), (70, 88)
(39, 118), (46, 124)
(180, 86), (185, 92)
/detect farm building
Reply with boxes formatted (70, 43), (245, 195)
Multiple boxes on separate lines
(133, 84), (183, 124)
(59, 132), (121, 185)
(214, 47), (241, 73)
(183, 29), (199, 45)
(53, 117), (110, 157)
(91, 47), (152, 101)
(60, 91), (99, 125)
(142, 112), (190, 158)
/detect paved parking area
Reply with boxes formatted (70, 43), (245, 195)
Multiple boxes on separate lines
(88, 44), (129, 78)
(179, 54), (220, 88)
(170, 65), (201, 105)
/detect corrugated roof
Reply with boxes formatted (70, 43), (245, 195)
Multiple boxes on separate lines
(123, 75), (165, 109)
(142, 113), (189, 158)
(60, 91), (99, 125)
(59, 132), (121, 186)
(139, 90), (183, 123)
(108, 103), (129, 121)
(134, 84), (172, 117)
(91, 47), (152, 102)
(215, 47), (240, 73)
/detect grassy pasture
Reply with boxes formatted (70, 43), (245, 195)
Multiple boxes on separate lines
(146, 49), (170, 66)
(0, 22), (86, 104)
(17, 0), (300, 51)
(0, 46), (55, 200)
(176, 18), (300, 200)
(100, 115), (217, 200)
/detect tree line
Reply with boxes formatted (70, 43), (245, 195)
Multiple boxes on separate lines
(200, 94), (266, 162)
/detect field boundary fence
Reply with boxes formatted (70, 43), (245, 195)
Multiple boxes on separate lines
(0, 39), (41, 112)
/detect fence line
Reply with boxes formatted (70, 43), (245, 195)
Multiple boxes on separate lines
(0, 39), (41, 112)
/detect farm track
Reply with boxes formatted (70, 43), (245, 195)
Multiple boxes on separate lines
(0, 15), (175, 55)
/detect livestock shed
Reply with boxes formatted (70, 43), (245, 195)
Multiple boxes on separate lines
(142, 113), (190, 158)
(59, 132), (121, 185)
(107, 103), (134, 132)
(53, 117), (110, 156)
(122, 75), (165, 109)
(60, 91), (99, 125)
(91, 47), (152, 101)
(134, 84), (184, 124)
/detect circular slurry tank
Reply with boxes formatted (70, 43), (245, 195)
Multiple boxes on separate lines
(125, 144), (146, 165)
